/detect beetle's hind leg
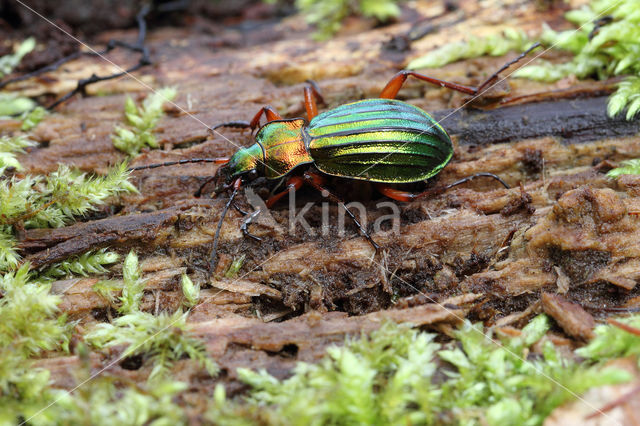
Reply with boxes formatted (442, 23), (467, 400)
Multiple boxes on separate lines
(380, 42), (541, 100)
(475, 42), (541, 95)
(376, 172), (510, 202)
(303, 80), (325, 120)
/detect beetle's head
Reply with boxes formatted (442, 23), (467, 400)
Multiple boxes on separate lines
(214, 143), (263, 192)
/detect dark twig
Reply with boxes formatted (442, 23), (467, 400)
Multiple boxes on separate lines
(1, 5), (152, 110)
(47, 5), (151, 110)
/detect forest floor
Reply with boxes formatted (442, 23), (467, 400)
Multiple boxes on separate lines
(3, 0), (640, 423)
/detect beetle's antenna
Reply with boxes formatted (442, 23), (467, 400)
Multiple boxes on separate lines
(209, 178), (242, 272)
(129, 157), (229, 171)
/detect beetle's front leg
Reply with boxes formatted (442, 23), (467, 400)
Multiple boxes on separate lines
(265, 176), (305, 208)
(235, 204), (263, 241)
(210, 106), (283, 134)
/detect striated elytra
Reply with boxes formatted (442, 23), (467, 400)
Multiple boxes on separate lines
(227, 98), (453, 184)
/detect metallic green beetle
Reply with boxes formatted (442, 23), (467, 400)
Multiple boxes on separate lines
(220, 98), (453, 188)
(132, 48), (540, 266)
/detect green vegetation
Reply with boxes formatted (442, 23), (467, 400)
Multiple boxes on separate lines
(225, 254), (246, 278)
(0, 264), (73, 425)
(272, 0), (402, 40)
(408, 29), (531, 70)
(181, 274), (200, 308)
(87, 309), (218, 381)
(0, 134), (35, 175)
(52, 376), (189, 426)
(607, 76), (640, 120)
(21, 106), (48, 131)
(578, 316), (640, 362)
(407, 0), (640, 120)
(42, 248), (120, 279)
(0, 93), (36, 116)
(117, 250), (146, 314)
(0, 37), (35, 78)
(84, 250), (217, 381)
(606, 158), (640, 178)
(514, 0), (640, 119)
(0, 161), (135, 271)
(208, 317), (632, 425)
(112, 87), (177, 156)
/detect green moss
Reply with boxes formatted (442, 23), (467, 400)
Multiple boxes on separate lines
(0, 264), (74, 425)
(606, 158), (640, 178)
(52, 377), (189, 426)
(42, 248), (120, 279)
(577, 316), (640, 362)
(225, 254), (246, 278)
(0, 264), (70, 358)
(291, 0), (402, 40)
(117, 250), (146, 314)
(181, 274), (200, 308)
(408, 28), (531, 70)
(0, 162), (136, 271)
(407, 0), (640, 120)
(514, 0), (640, 120)
(20, 106), (48, 131)
(86, 309), (218, 381)
(0, 38), (35, 78)
(112, 87), (177, 156)
(0, 134), (35, 175)
(210, 317), (630, 425)
(0, 93), (36, 117)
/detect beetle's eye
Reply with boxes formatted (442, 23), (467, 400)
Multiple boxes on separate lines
(247, 169), (258, 180)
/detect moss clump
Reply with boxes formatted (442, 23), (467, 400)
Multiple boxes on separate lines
(408, 28), (531, 70)
(87, 309), (218, 381)
(0, 135), (35, 175)
(209, 317), (630, 425)
(112, 87), (177, 156)
(283, 0), (403, 40)
(606, 158), (640, 178)
(577, 316), (640, 362)
(0, 162), (136, 271)
(41, 248), (120, 279)
(20, 106), (48, 131)
(513, 0), (640, 119)
(0, 38), (35, 78)
(407, 0), (640, 121)
(85, 250), (217, 381)
(181, 273), (200, 308)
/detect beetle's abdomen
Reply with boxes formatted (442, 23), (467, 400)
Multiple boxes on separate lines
(307, 99), (453, 183)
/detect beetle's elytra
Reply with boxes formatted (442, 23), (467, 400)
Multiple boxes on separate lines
(230, 99), (453, 185)
(132, 43), (541, 268)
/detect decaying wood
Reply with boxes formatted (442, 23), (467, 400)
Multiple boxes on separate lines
(542, 292), (595, 340)
(4, 0), (640, 410)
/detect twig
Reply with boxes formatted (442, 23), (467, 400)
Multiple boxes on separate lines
(0, 5), (152, 110)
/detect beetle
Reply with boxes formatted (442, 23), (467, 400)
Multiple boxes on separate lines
(132, 43), (540, 269)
